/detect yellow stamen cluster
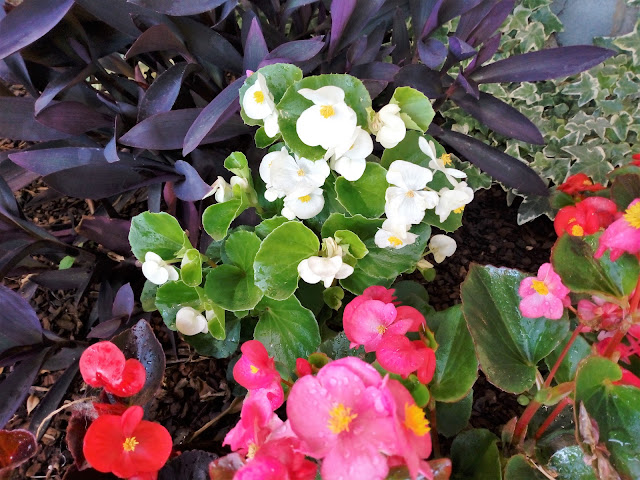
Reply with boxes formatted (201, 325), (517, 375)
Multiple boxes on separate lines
(532, 279), (549, 296)
(327, 404), (357, 434)
(297, 168), (305, 176)
(376, 324), (387, 334)
(624, 203), (640, 229)
(453, 206), (465, 214)
(247, 442), (259, 460)
(250, 364), (259, 374)
(405, 190), (415, 198)
(320, 105), (335, 118)
(571, 225), (584, 236)
(388, 236), (403, 247)
(404, 404), (430, 436)
(122, 437), (139, 452)
(440, 153), (452, 166)
(253, 91), (265, 104)
(299, 195), (311, 203)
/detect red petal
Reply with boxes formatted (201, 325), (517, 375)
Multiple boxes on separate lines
(80, 342), (126, 389)
(105, 359), (146, 397)
(83, 415), (125, 474)
(129, 421), (173, 473)
(120, 406), (144, 437)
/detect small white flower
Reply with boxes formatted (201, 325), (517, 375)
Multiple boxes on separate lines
(429, 234), (457, 263)
(281, 188), (325, 220)
(370, 104), (406, 149)
(296, 86), (358, 150)
(270, 154), (330, 198)
(203, 176), (232, 201)
(325, 127), (373, 181)
(385, 160), (439, 225)
(374, 219), (418, 249)
(242, 73), (279, 137)
(298, 255), (353, 288)
(175, 306), (209, 336)
(142, 252), (179, 285)
(260, 148), (293, 201)
(418, 137), (466, 186)
(435, 181), (474, 222)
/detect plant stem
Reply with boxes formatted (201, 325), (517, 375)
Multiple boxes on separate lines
(630, 275), (640, 313)
(603, 328), (627, 358)
(429, 399), (441, 458)
(544, 326), (587, 388)
(512, 398), (541, 446)
(534, 397), (572, 440)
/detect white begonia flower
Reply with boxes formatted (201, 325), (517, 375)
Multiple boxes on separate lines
(203, 176), (248, 201)
(281, 187), (325, 220)
(175, 307), (209, 336)
(270, 154), (330, 198)
(296, 86), (358, 150)
(370, 104), (406, 149)
(242, 72), (279, 138)
(435, 181), (474, 222)
(429, 235), (457, 263)
(141, 252), (179, 285)
(374, 219), (418, 249)
(325, 127), (373, 181)
(297, 241), (353, 288)
(418, 137), (466, 186)
(385, 160), (439, 225)
(260, 147), (293, 201)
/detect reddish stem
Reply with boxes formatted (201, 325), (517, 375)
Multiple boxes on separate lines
(544, 326), (587, 388)
(534, 397), (572, 440)
(630, 276), (640, 313)
(429, 402), (441, 458)
(603, 328), (627, 358)
(512, 399), (541, 445)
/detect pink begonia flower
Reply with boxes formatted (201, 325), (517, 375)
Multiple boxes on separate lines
(377, 336), (436, 384)
(597, 325), (640, 364)
(595, 199), (640, 261)
(396, 306), (426, 332)
(385, 379), (433, 480)
(223, 394), (283, 455)
(233, 341), (284, 409)
(361, 286), (397, 304)
(235, 438), (318, 480)
(518, 263), (570, 320)
(577, 296), (623, 330)
(287, 358), (396, 480)
(344, 299), (414, 352)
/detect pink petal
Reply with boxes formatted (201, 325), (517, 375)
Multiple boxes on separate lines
(80, 341), (126, 389)
(362, 286), (396, 304)
(377, 335), (422, 377)
(396, 306), (425, 332)
(518, 277), (536, 297)
(321, 439), (389, 480)
(343, 300), (397, 352)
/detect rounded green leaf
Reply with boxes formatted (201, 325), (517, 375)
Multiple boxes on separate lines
(504, 455), (545, 479)
(391, 86), (435, 132)
(334, 229), (368, 259)
(254, 295), (321, 370)
(339, 265), (394, 295)
(548, 446), (597, 480)
(451, 429), (502, 480)
(155, 281), (203, 330)
(255, 216), (289, 239)
(321, 213), (381, 240)
(436, 391), (473, 438)
(223, 230), (262, 271)
(224, 151), (251, 179)
(428, 305), (478, 402)
(129, 212), (190, 260)
(392, 280), (435, 318)
(206, 303), (226, 340)
(335, 162), (388, 218)
(253, 221), (319, 300)
(141, 281), (159, 312)
(180, 248), (203, 287)
(277, 74), (372, 160)
(204, 265), (263, 311)
(460, 265), (569, 394)
(545, 331), (591, 384)
(380, 132), (445, 169)
(202, 199), (246, 241)
(322, 286), (344, 310)
(184, 316), (241, 359)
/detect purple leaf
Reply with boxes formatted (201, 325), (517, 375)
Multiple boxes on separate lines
(87, 317), (123, 339)
(76, 216), (132, 255)
(125, 24), (190, 60)
(449, 36), (477, 60)
(183, 76), (245, 155)
(1, 53), (37, 98)
(395, 64), (445, 99)
(411, 0), (445, 40)
(173, 160), (212, 202)
(158, 450), (218, 480)
(10, 147), (112, 176)
(35, 101), (113, 135)
(329, 0), (357, 58)
(0, 429), (37, 473)
(469, 46), (616, 83)
(0, 284), (42, 355)
(392, 8), (410, 65)
(456, 73), (479, 99)
(75, 0), (151, 37)
(452, 89), (544, 144)
(351, 62), (400, 99)
(243, 17), (269, 72)
(128, 0), (227, 15)
(336, 0), (386, 54)
(111, 319), (166, 406)
(0, 97), (72, 142)
(0, 159), (39, 192)
(261, 38), (325, 64)
(433, 127), (548, 195)
(467, 32), (500, 71)
(138, 63), (199, 121)
(418, 38), (448, 68)
(104, 116), (123, 163)
(31, 269), (93, 291)
(0, 0), (74, 60)
(112, 283), (134, 319)
(467, 0), (515, 47)
(454, 0), (500, 42)
(35, 66), (95, 115)
(284, 0), (319, 15)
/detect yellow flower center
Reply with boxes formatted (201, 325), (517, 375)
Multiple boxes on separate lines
(624, 203), (640, 229)
(299, 195), (311, 203)
(376, 324), (387, 334)
(405, 190), (415, 198)
(320, 105), (335, 118)
(247, 442), (258, 460)
(532, 279), (549, 296)
(250, 364), (259, 374)
(583, 179), (593, 186)
(440, 153), (452, 166)
(388, 236), (403, 247)
(327, 404), (357, 434)
(122, 437), (139, 452)
(253, 91), (265, 104)
(404, 403), (430, 436)
(297, 168), (305, 176)
(454, 206), (465, 214)
(570, 224), (584, 236)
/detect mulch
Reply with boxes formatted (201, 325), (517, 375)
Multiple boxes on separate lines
(3, 183), (557, 479)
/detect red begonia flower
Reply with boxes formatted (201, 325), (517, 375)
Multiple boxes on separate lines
(631, 153), (640, 166)
(80, 342), (146, 397)
(557, 173), (605, 195)
(554, 197), (618, 238)
(83, 406), (172, 479)
(295, 358), (313, 378)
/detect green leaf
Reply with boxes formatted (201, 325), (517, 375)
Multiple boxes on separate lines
(504, 455), (546, 479)
(380, 131), (438, 169)
(155, 281), (203, 330)
(184, 316), (241, 358)
(335, 162), (388, 218)
(255, 216), (288, 239)
(428, 305), (478, 402)
(391, 86), (435, 132)
(180, 248), (203, 287)
(461, 265), (569, 394)
(254, 221), (319, 300)
(224, 151), (251, 180)
(339, 265), (394, 295)
(610, 173), (640, 210)
(321, 213), (381, 240)
(575, 357), (640, 478)
(422, 208), (463, 232)
(322, 286), (344, 310)
(140, 281), (158, 312)
(551, 234), (640, 298)
(436, 391), (473, 438)
(206, 302), (226, 340)
(224, 230), (262, 271)
(277, 74), (372, 160)
(202, 199), (246, 241)
(545, 331), (591, 384)
(392, 280), (435, 317)
(254, 295), (321, 370)
(255, 126), (278, 148)
(317, 331), (367, 360)
(129, 212), (191, 260)
(451, 429), (502, 480)
(334, 229), (368, 259)
(548, 446), (597, 480)
(59, 256), (74, 270)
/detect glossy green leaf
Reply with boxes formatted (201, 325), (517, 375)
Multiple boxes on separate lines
(224, 151), (251, 180)
(202, 199), (246, 241)
(545, 331), (591, 384)
(155, 281), (203, 330)
(339, 266), (394, 295)
(224, 230), (262, 271)
(180, 248), (203, 287)
(380, 132), (444, 169)
(322, 286), (344, 310)
(321, 213), (382, 240)
(428, 305), (478, 402)
(277, 74), (372, 159)
(436, 391), (473, 438)
(451, 429), (502, 480)
(58, 256), (74, 270)
(184, 316), (241, 359)
(255, 216), (288, 239)
(392, 280), (435, 317)
(335, 162), (388, 218)
(334, 230), (368, 259)
(575, 357), (640, 478)
(255, 126), (278, 148)
(504, 455), (545, 479)
(206, 302), (226, 340)
(254, 295), (321, 369)
(140, 281), (159, 312)
(317, 331), (367, 360)
(422, 208), (464, 233)
(391, 86), (435, 132)
(254, 221), (319, 300)
(129, 212), (190, 260)
(551, 234), (640, 298)
(610, 174), (640, 211)
(461, 265), (569, 394)
(548, 446), (597, 480)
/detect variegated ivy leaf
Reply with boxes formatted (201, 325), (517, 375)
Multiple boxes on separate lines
(530, 5), (563, 35)
(564, 145), (613, 183)
(613, 71), (638, 99)
(585, 115), (611, 140)
(519, 22), (546, 52)
(530, 152), (570, 184)
(602, 142), (632, 166)
(609, 112), (633, 142)
(562, 73), (600, 107)
(517, 193), (553, 225)
(510, 83), (541, 105)
(613, 20), (640, 65)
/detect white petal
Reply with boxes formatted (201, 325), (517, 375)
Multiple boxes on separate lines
(264, 113), (280, 138)
(176, 307), (207, 336)
(385, 192), (427, 225)
(347, 128), (374, 159)
(298, 258), (322, 285)
(143, 262), (169, 285)
(283, 189), (325, 219)
(386, 160), (433, 190)
(416, 190), (440, 210)
(333, 156), (366, 181)
(297, 157), (330, 188)
(296, 103), (357, 150)
(376, 123), (406, 149)
(242, 80), (275, 120)
(297, 86), (345, 105)
(334, 262), (354, 280)
(165, 265), (179, 281)
(429, 234), (457, 263)
(145, 251), (162, 264)
(418, 137), (437, 161)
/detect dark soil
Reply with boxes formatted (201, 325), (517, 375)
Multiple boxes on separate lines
(4, 184), (556, 479)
